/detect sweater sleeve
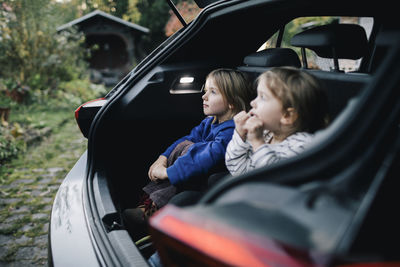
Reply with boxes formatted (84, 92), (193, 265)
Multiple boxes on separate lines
(251, 132), (313, 169)
(226, 131), (313, 176)
(225, 130), (253, 176)
(167, 127), (234, 185)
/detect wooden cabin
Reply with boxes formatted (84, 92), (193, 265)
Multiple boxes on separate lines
(58, 10), (149, 87)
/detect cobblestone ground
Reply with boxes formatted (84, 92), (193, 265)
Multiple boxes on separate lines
(0, 119), (87, 266)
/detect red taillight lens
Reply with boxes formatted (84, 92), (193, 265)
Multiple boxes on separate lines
(155, 215), (267, 267)
(337, 263), (400, 267)
(74, 98), (106, 137)
(74, 98), (106, 121)
(150, 205), (324, 267)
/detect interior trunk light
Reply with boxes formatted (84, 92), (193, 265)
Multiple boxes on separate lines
(170, 76), (202, 94)
(179, 77), (195, 83)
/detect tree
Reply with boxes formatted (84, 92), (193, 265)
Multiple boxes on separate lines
(0, 0), (88, 101)
(122, 0), (141, 23)
(136, 0), (171, 53)
(165, 1), (201, 37)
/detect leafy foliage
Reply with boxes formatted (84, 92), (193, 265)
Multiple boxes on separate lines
(165, 1), (201, 37)
(122, 0), (141, 23)
(0, 78), (106, 164)
(56, 79), (107, 107)
(0, 0), (88, 99)
(0, 124), (25, 165)
(136, 0), (171, 53)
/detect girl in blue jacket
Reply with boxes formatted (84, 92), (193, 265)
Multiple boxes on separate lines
(124, 69), (254, 225)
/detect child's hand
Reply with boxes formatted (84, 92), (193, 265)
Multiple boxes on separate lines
(150, 165), (168, 181)
(233, 111), (250, 141)
(148, 155), (167, 181)
(244, 116), (265, 151)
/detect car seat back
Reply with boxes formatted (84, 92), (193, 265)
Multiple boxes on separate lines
(290, 23), (368, 72)
(288, 23), (371, 119)
(237, 47), (301, 80)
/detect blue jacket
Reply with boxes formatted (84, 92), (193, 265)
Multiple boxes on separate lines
(162, 116), (235, 185)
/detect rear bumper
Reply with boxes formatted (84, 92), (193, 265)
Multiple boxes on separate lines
(48, 151), (101, 267)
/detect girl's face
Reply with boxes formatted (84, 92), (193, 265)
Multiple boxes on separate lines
(249, 80), (284, 132)
(202, 77), (231, 122)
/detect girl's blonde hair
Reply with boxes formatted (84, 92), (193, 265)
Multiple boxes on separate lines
(258, 67), (329, 133)
(206, 68), (254, 115)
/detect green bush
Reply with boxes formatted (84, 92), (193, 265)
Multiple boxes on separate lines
(23, 78), (107, 110)
(0, 0), (89, 101)
(0, 124), (26, 165)
(0, 77), (106, 164)
(57, 79), (108, 104)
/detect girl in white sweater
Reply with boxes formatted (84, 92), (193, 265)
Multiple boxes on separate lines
(226, 67), (329, 175)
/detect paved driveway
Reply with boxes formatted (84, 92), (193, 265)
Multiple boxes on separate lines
(0, 119), (87, 266)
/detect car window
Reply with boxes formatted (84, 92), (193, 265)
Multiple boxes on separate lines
(258, 16), (374, 72)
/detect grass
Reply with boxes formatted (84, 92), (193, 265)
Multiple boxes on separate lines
(0, 114), (87, 187)
(9, 102), (75, 129)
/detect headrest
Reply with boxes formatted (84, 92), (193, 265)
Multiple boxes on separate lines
(290, 24), (368, 59)
(243, 48), (301, 68)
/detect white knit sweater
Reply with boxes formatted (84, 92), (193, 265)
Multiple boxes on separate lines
(225, 130), (313, 176)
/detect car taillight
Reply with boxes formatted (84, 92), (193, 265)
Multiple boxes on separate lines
(149, 205), (325, 267)
(336, 263), (400, 267)
(74, 98), (106, 138)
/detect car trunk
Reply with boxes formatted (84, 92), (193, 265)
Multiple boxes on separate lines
(81, 0), (400, 265)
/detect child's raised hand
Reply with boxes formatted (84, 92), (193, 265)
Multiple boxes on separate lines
(233, 111), (250, 141)
(244, 116), (265, 151)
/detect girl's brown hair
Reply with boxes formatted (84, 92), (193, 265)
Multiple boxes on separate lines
(258, 66), (329, 133)
(207, 68), (254, 115)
